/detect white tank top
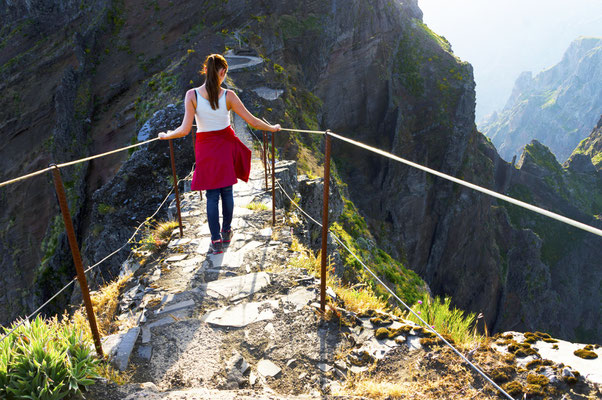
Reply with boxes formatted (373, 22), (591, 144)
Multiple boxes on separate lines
(195, 89), (230, 132)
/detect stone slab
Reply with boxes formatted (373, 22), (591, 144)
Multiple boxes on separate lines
(203, 272), (271, 300)
(165, 254), (188, 262)
(156, 299), (195, 315)
(168, 238), (192, 248)
(138, 345), (153, 361)
(259, 227), (272, 238)
(142, 327), (151, 344)
(206, 250), (244, 270)
(200, 301), (275, 327)
(257, 359), (281, 377)
(281, 286), (316, 310)
(113, 327), (140, 371)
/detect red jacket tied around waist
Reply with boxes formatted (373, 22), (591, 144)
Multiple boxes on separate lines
(190, 125), (251, 191)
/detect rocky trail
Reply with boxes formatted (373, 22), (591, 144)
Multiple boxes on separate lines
(85, 124), (601, 399)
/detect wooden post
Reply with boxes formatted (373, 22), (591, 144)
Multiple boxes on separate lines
(168, 140), (183, 237)
(320, 131), (332, 313)
(271, 132), (276, 226)
(263, 132), (268, 191)
(50, 165), (103, 358)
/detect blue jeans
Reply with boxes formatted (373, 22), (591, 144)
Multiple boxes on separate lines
(206, 186), (234, 241)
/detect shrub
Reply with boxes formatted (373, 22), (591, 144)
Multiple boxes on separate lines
(0, 315), (99, 399)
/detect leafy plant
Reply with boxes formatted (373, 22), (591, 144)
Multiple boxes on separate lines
(0, 315), (99, 399)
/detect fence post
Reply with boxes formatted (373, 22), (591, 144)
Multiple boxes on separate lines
(320, 130), (332, 313)
(263, 132), (268, 191)
(271, 131), (276, 226)
(168, 140), (183, 237)
(50, 165), (104, 358)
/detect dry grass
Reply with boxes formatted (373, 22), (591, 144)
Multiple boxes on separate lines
(335, 353), (501, 400)
(72, 273), (132, 336)
(288, 238), (388, 314)
(154, 220), (179, 241)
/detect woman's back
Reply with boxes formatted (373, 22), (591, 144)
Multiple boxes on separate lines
(195, 88), (230, 132)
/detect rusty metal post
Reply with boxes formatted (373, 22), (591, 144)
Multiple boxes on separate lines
(263, 132), (268, 191)
(50, 165), (103, 358)
(320, 131), (332, 313)
(168, 140), (183, 237)
(271, 132), (276, 226)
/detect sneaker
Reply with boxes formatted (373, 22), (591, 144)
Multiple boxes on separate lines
(221, 229), (233, 245)
(209, 239), (223, 255)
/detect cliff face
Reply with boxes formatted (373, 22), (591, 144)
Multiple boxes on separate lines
(480, 37), (602, 162)
(1, 0), (600, 342)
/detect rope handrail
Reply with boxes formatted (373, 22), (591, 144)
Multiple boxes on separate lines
(0, 137), (159, 189)
(271, 175), (516, 400)
(0, 173), (181, 345)
(273, 127), (602, 238)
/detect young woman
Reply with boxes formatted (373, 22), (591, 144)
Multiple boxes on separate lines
(158, 53), (280, 254)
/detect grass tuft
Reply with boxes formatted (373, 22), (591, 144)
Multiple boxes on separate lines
(246, 202), (268, 211)
(407, 295), (482, 347)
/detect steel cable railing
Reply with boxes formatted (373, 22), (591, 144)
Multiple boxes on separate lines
(0, 135), (182, 356)
(253, 125), (599, 400)
(270, 174), (516, 400)
(0, 177), (180, 345)
(0, 137), (159, 189)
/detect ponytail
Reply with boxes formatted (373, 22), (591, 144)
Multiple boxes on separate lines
(202, 54), (228, 110)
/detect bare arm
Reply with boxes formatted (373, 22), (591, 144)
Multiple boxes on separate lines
(158, 89), (196, 140)
(227, 90), (280, 132)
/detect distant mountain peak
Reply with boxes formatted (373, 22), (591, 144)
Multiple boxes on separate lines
(481, 36), (602, 163)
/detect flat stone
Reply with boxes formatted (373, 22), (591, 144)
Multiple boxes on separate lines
(318, 363), (332, 372)
(406, 335), (423, 351)
(147, 311), (188, 330)
(101, 332), (125, 358)
(281, 286), (316, 310)
(113, 327), (140, 371)
(165, 254), (187, 262)
(286, 359), (297, 368)
(349, 366), (369, 374)
(168, 238), (192, 248)
(138, 345), (153, 361)
(156, 299), (195, 315)
(259, 227), (272, 238)
(203, 272), (271, 300)
(238, 241), (263, 253)
(206, 250), (244, 270)
(264, 322), (276, 336)
(142, 327), (151, 344)
(200, 301), (275, 328)
(257, 359), (281, 377)
(252, 87), (284, 101)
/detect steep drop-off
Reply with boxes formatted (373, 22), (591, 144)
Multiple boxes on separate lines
(481, 36), (602, 162)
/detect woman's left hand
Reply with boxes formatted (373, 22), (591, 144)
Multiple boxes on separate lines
(158, 131), (170, 140)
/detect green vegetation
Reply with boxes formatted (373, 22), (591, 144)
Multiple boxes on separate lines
(278, 14), (322, 42)
(97, 203), (116, 215)
(331, 197), (427, 307)
(246, 202), (268, 211)
(416, 21), (451, 53)
(0, 316), (99, 399)
(406, 295), (481, 346)
(134, 219), (179, 254)
(393, 32), (424, 97)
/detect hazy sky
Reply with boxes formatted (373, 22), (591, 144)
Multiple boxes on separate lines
(417, 0), (602, 122)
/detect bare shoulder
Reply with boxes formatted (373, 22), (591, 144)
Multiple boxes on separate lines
(226, 89), (242, 109)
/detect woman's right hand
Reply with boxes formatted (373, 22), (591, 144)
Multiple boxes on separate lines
(271, 124), (281, 132)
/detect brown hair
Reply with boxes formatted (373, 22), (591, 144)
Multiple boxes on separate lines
(202, 54), (228, 110)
